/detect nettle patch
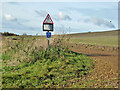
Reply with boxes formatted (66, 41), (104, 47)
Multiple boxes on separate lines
(2, 46), (94, 88)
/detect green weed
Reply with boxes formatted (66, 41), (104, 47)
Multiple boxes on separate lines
(2, 36), (94, 88)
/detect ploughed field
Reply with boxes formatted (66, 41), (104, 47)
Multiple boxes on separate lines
(1, 30), (119, 88)
(68, 30), (119, 88)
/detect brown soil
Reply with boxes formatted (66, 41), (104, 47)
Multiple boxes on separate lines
(69, 43), (119, 88)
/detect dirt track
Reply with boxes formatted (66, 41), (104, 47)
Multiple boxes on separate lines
(69, 43), (119, 88)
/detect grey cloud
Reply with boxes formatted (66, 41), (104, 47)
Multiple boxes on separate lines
(61, 15), (71, 20)
(7, 2), (20, 5)
(35, 10), (71, 21)
(53, 12), (71, 21)
(66, 7), (117, 21)
(2, 16), (38, 31)
(18, 18), (30, 23)
(3, 14), (22, 25)
(35, 10), (48, 17)
(4, 14), (30, 26)
(2, 20), (40, 31)
(83, 17), (115, 28)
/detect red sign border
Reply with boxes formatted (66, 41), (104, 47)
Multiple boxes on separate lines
(43, 14), (53, 24)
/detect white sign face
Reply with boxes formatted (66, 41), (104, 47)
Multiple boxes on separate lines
(43, 24), (53, 31)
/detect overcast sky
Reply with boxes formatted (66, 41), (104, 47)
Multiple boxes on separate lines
(1, 2), (118, 35)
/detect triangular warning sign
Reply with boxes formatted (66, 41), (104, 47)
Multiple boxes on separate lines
(43, 14), (53, 24)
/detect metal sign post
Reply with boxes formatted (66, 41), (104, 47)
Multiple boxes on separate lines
(43, 14), (53, 51)
(47, 38), (49, 50)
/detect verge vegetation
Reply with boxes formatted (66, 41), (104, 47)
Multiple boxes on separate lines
(2, 35), (93, 88)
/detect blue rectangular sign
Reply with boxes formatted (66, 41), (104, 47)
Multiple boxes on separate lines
(46, 32), (51, 38)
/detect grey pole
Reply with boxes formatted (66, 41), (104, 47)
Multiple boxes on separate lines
(48, 38), (49, 51)
(47, 31), (49, 51)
